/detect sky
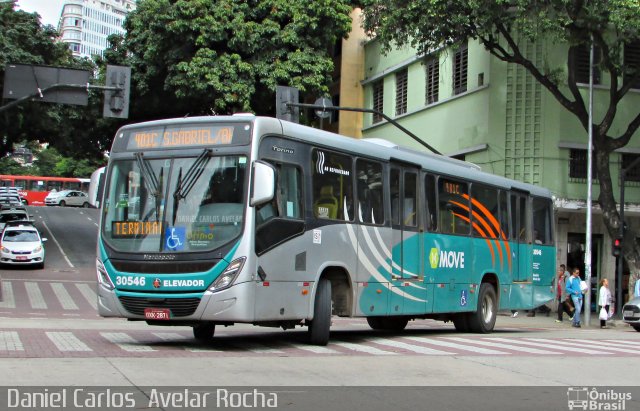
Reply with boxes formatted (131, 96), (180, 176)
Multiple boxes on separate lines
(15, 0), (66, 27)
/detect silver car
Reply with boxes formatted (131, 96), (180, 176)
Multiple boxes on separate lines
(45, 190), (90, 207)
(622, 297), (640, 332)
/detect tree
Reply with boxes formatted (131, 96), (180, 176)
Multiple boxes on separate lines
(117, 0), (354, 120)
(362, 0), (640, 301)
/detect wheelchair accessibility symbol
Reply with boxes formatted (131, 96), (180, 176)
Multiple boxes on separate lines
(460, 290), (467, 307)
(165, 227), (185, 251)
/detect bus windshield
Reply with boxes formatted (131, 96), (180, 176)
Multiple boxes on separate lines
(102, 154), (247, 253)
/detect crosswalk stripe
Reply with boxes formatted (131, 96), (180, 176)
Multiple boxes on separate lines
(604, 339), (640, 346)
(283, 343), (342, 354)
(152, 332), (189, 341)
(100, 332), (155, 352)
(75, 284), (97, 310)
(25, 282), (47, 309)
(0, 331), (23, 351)
(506, 338), (612, 355)
(332, 341), (397, 355)
(446, 337), (561, 355)
(50, 283), (79, 310)
(558, 339), (640, 354)
(231, 342), (284, 354)
(0, 282), (16, 309)
(404, 336), (507, 354)
(46, 332), (92, 352)
(369, 338), (452, 355)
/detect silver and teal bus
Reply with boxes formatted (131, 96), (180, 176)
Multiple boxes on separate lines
(97, 115), (556, 345)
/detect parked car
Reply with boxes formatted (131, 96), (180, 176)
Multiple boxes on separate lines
(0, 194), (24, 209)
(0, 208), (31, 232)
(45, 190), (90, 207)
(0, 223), (47, 268)
(622, 297), (640, 332)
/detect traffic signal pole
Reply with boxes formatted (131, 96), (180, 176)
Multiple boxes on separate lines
(0, 83), (121, 114)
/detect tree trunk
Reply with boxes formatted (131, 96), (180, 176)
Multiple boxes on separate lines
(595, 139), (640, 304)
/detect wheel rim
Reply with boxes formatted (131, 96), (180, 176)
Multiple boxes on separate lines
(482, 294), (494, 323)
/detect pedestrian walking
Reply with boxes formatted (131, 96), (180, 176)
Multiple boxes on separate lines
(555, 265), (570, 323)
(598, 278), (613, 329)
(566, 268), (583, 328)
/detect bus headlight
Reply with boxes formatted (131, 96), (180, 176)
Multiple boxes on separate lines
(96, 258), (115, 290)
(208, 257), (246, 292)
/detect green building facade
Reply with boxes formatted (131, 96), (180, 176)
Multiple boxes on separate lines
(361, 37), (640, 303)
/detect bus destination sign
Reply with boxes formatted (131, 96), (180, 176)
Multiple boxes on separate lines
(112, 221), (163, 238)
(123, 123), (251, 151)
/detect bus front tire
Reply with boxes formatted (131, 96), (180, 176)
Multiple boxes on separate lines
(308, 279), (332, 346)
(467, 283), (497, 333)
(193, 323), (215, 341)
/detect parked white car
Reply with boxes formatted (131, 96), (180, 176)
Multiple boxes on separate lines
(45, 190), (90, 207)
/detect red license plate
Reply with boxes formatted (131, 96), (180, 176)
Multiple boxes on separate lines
(144, 308), (171, 320)
(16, 256), (27, 261)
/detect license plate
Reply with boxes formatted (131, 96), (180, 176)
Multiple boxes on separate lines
(623, 310), (634, 318)
(16, 256), (27, 261)
(144, 308), (171, 320)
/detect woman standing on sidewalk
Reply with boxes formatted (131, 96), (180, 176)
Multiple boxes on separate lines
(598, 279), (613, 329)
(555, 266), (570, 322)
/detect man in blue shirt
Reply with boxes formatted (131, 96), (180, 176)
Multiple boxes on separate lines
(566, 268), (583, 328)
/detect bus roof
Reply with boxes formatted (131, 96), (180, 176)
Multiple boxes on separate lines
(113, 115), (551, 198)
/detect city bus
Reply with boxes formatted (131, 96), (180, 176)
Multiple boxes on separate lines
(0, 175), (90, 206)
(96, 115), (556, 345)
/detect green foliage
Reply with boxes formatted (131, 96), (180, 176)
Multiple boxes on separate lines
(0, 156), (30, 175)
(119, 0), (353, 118)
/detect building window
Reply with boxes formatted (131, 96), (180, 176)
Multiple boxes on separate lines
(571, 45), (601, 84)
(395, 68), (408, 116)
(621, 153), (640, 183)
(569, 149), (598, 180)
(624, 41), (640, 89)
(372, 80), (384, 124)
(453, 43), (468, 95)
(425, 58), (439, 105)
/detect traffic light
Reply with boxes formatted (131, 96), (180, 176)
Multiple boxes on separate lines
(103, 65), (131, 119)
(275, 85), (299, 123)
(612, 237), (622, 257)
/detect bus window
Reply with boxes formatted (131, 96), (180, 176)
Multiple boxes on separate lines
(390, 168), (400, 225)
(438, 178), (470, 235)
(499, 190), (509, 239)
(356, 159), (383, 225)
(510, 194), (528, 242)
(424, 174), (437, 231)
(404, 171), (417, 227)
(312, 149), (353, 221)
(532, 197), (553, 245)
(471, 184), (499, 239)
(256, 163), (302, 224)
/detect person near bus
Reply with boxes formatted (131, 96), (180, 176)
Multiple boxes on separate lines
(598, 278), (613, 329)
(566, 268), (583, 328)
(555, 265), (570, 323)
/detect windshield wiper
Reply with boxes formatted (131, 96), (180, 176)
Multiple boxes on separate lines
(135, 152), (164, 220)
(171, 149), (211, 225)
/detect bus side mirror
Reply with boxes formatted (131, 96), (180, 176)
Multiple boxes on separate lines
(250, 161), (275, 206)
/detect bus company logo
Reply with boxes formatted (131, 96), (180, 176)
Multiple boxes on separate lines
(153, 278), (161, 289)
(272, 145), (294, 155)
(567, 387), (631, 410)
(429, 247), (465, 269)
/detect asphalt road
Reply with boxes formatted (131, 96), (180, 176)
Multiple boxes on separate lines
(1, 206), (639, 411)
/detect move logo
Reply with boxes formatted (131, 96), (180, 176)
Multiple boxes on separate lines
(429, 247), (465, 269)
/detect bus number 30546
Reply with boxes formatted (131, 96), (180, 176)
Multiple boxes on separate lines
(115, 276), (146, 287)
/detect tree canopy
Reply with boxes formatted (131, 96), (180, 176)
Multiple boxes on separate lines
(117, 0), (354, 119)
(363, 0), (640, 298)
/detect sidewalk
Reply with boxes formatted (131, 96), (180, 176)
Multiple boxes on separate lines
(497, 310), (629, 330)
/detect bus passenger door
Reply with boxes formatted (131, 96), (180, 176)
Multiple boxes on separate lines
(510, 192), (532, 305)
(388, 164), (426, 315)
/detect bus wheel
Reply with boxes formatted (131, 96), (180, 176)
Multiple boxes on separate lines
(633, 326), (640, 332)
(366, 317), (408, 331)
(366, 317), (385, 330)
(308, 279), (332, 345)
(468, 283), (497, 333)
(452, 314), (470, 332)
(193, 323), (215, 342)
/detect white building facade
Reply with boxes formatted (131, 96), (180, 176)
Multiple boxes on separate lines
(58, 0), (136, 58)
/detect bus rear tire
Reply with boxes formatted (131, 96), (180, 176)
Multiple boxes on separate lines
(308, 279), (331, 345)
(193, 323), (215, 341)
(467, 283), (497, 333)
(453, 314), (470, 332)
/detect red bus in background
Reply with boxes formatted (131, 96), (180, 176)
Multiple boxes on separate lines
(0, 175), (90, 206)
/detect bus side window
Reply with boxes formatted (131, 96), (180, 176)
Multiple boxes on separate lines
(312, 149), (353, 221)
(356, 159), (384, 225)
(256, 163), (302, 224)
(532, 196), (553, 245)
(424, 174), (437, 231)
(438, 178), (470, 235)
